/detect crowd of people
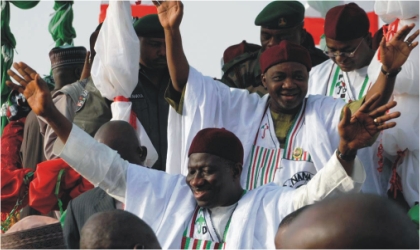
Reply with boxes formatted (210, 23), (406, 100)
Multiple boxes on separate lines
(1, 0), (419, 249)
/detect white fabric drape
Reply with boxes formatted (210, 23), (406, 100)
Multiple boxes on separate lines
(91, 1), (158, 167)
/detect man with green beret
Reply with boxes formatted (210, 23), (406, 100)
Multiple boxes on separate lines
(131, 14), (170, 171)
(221, 0), (328, 95)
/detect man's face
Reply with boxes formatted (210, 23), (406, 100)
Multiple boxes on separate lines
(139, 37), (167, 69)
(186, 153), (238, 209)
(262, 62), (308, 114)
(325, 36), (371, 72)
(260, 25), (304, 51)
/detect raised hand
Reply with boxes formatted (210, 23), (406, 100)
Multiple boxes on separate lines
(338, 93), (400, 152)
(80, 51), (92, 80)
(152, 0), (183, 30)
(380, 23), (419, 73)
(6, 62), (54, 118)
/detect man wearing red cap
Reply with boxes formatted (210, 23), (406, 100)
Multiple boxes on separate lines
(308, 3), (383, 196)
(156, 1), (419, 192)
(0, 60), (401, 247)
(308, 3), (375, 103)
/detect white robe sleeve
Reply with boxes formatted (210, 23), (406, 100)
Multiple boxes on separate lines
(166, 66), (267, 175)
(53, 125), (129, 202)
(289, 151), (365, 209)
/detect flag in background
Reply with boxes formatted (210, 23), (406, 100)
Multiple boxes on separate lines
(99, 0), (157, 23)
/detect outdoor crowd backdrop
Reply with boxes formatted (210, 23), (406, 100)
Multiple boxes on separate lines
(10, 1), (380, 80)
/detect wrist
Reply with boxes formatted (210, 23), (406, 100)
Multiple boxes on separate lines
(337, 142), (357, 162)
(336, 148), (357, 162)
(381, 66), (402, 78)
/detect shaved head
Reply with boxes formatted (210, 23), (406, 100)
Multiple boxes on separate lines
(275, 193), (419, 249)
(80, 210), (161, 249)
(94, 121), (146, 165)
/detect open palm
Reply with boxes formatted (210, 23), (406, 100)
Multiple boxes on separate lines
(339, 94), (400, 151)
(380, 24), (419, 72)
(153, 0), (183, 30)
(6, 62), (53, 118)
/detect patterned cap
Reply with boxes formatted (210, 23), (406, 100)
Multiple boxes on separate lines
(255, 1), (305, 29)
(49, 46), (86, 69)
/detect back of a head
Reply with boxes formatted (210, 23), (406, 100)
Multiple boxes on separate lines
(49, 46), (86, 87)
(94, 121), (145, 165)
(80, 210), (161, 249)
(276, 193), (419, 249)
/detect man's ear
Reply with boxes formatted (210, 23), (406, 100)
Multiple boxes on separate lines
(74, 66), (83, 79)
(232, 163), (243, 180)
(300, 27), (307, 45)
(365, 32), (373, 49)
(138, 146), (147, 163)
(261, 74), (267, 90)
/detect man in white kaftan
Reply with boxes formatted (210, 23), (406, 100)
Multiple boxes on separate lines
(161, 1), (419, 194)
(306, 3), (382, 195)
(5, 4), (403, 250)
(51, 125), (365, 249)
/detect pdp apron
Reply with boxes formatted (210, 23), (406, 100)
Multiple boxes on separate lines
(325, 64), (370, 102)
(245, 99), (316, 190)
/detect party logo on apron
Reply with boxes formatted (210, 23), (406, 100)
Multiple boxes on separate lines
(195, 212), (207, 235)
(283, 171), (315, 188)
(334, 73), (347, 99)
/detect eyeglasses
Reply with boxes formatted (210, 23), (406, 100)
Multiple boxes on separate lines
(323, 38), (364, 58)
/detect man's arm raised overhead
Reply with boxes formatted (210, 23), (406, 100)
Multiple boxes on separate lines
(153, 0), (189, 93)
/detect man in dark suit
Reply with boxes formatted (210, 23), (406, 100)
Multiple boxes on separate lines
(63, 121), (147, 248)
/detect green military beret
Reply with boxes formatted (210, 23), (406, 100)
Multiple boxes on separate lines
(133, 14), (164, 38)
(255, 1), (305, 29)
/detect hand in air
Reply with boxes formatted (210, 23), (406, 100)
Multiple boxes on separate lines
(152, 0), (184, 30)
(339, 93), (400, 151)
(6, 62), (54, 118)
(380, 23), (419, 73)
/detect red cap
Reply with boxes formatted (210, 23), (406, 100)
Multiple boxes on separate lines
(188, 128), (244, 164)
(260, 40), (312, 73)
(324, 3), (369, 41)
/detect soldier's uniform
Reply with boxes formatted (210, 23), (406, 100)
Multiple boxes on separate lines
(132, 14), (170, 171)
(221, 1), (328, 96)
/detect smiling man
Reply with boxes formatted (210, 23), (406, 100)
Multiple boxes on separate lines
(159, 0), (419, 193)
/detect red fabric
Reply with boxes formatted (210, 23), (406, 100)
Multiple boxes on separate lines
(1, 168), (33, 212)
(113, 96), (138, 130)
(1, 118), (31, 213)
(223, 40), (261, 64)
(260, 40), (312, 73)
(29, 159), (94, 214)
(188, 128), (244, 164)
(99, 3), (157, 23)
(324, 3), (370, 41)
(1, 118), (26, 171)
